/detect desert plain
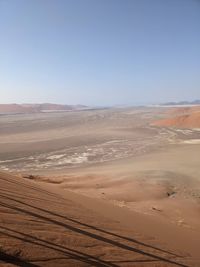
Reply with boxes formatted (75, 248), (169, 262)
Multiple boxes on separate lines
(0, 106), (200, 266)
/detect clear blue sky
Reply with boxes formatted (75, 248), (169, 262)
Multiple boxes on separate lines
(0, 0), (200, 105)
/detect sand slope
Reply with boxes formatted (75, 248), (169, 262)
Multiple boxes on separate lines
(153, 107), (200, 128)
(0, 171), (199, 266)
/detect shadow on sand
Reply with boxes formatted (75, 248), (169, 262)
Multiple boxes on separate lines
(0, 250), (39, 267)
(0, 175), (189, 267)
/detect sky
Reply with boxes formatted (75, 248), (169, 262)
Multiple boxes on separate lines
(0, 0), (200, 106)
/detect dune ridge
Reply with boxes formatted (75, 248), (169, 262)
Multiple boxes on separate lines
(153, 107), (200, 128)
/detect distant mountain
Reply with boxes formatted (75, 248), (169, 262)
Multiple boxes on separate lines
(0, 103), (88, 114)
(162, 100), (200, 106)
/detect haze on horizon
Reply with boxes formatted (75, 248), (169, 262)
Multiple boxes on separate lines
(0, 0), (200, 106)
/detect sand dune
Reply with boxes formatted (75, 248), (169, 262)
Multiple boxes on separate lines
(0, 170), (199, 266)
(153, 107), (200, 128)
(0, 104), (34, 114)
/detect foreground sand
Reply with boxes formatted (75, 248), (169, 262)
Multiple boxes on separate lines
(0, 171), (200, 267)
(37, 143), (200, 234)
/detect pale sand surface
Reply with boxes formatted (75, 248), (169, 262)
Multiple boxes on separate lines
(38, 144), (200, 236)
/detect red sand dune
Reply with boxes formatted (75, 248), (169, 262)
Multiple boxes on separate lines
(154, 107), (200, 128)
(0, 104), (34, 114)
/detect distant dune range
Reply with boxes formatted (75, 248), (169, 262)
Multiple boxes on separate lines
(153, 106), (200, 128)
(0, 103), (88, 114)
